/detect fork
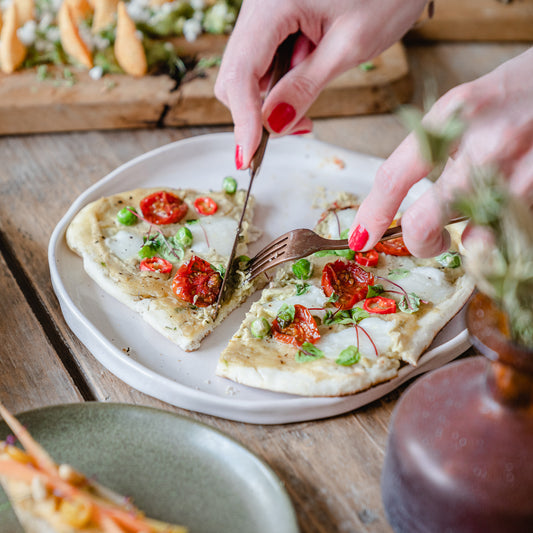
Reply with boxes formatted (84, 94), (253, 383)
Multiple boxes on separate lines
(244, 215), (468, 280)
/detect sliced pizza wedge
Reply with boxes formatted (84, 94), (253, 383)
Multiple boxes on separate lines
(217, 194), (474, 397)
(66, 186), (261, 351)
(0, 402), (187, 533)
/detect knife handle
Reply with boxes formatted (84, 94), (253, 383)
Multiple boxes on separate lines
(250, 33), (298, 175)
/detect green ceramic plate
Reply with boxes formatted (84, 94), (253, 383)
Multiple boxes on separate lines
(0, 403), (299, 533)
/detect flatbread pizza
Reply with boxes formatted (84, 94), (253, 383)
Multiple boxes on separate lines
(216, 194), (474, 397)
(0, 402), (187, 532)
(66, 183), (260, 351)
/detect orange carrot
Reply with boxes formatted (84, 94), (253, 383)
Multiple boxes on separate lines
(0, 402), (58, 476)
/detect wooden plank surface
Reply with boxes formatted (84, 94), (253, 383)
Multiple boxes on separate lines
(0, 42), (527, 533)
(0, 42), (411, 135)
(0, 250), (83, 411)
(408, 0), (533, 41)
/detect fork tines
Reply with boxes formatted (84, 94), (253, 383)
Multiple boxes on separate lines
(245, 234), (290, 280)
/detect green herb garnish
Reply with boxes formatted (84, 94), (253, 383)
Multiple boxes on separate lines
(292, 258), (312, 280)
(398, 292), (421, 314)
(295, 342), (324, 363)
(323, 307), (370, 326)
(295, 283), (310, 296)
(366, 284), (384, 298)
(315, 249), (355, 260)
(335, 346), (361, 366)
(359, 61), (375, 71)
(276, 303), (295, 329)
(387, 268), (410, 280)
(176, 226), (193, 247)
(436, 251), (462, 268)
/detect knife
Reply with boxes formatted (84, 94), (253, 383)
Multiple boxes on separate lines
(213, 35), (297, 318)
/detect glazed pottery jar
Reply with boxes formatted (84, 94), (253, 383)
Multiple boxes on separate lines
(381, 292), (533, 532)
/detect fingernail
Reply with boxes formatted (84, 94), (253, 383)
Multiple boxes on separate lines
(291, 129), (312, 135)
(235, 144), (243, 170)
(349, 225), (369, 251)
(267, 103), (296, 133)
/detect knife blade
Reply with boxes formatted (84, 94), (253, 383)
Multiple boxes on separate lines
(213, 35), (297, 318)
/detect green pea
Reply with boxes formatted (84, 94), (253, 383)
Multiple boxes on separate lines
(117, 207), (137, 226)
(292, 258), (312, 280)
(177, 226), (193, 247)
(222, 176), (238, 194)
(250, 317), (271, 339)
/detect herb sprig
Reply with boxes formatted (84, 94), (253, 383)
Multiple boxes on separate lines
(454, 167), (533, 348)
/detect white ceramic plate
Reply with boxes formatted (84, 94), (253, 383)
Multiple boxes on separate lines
(49, 133), (470, 424)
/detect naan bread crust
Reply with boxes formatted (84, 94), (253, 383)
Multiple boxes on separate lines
(217, 197), (474, 397)
(66, 187), (260, 351)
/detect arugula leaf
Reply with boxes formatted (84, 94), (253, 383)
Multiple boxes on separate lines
(387, 268), (410, 280)
(335, 346), (361, 366)
(399, 292), (422, 314)
(295, 342), (325, 363)
(276, 303), (295, 329)
(366, 284), (384, 298)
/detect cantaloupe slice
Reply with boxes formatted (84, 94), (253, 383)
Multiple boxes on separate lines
(114, 1), (147, 77)
(0, 3), (27, 74)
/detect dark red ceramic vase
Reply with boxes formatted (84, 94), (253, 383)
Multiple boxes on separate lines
(381, 292), (533, 532)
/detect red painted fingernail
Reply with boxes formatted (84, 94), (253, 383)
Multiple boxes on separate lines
(291, 129), (312, 135)
(235, 144), (243, 170)
(349, 225), (369, 251)
(267, 103), (296, 133)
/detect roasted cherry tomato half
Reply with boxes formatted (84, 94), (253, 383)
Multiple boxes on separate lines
(354, 249), (379, 267)
(363, 296), (397, 314)
(272, 304), (321, 347)
(139, 256), (173, 274)
(193, 196), (218, 216)
(375, 237), (411, 256)
(139, 191), (188, 225)
(321, 260), (375, 310)
(172, 255), (222, 307)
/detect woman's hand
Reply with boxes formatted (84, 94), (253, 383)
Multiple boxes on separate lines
(215, 0), (427, 169)
(349, 47), (533, 257)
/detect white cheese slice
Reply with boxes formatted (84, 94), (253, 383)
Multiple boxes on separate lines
(386, 266), (453, 303)
(316, 317), (394, 361)
(104, 230), (144, 262)
(188, 216), (238, 257)
(263, 285), (327, 317)
(327, 208), (358, 238)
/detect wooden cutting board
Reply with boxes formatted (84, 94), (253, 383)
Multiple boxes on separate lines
(0, 41), (412, 135)
(408, 0), (533, 41)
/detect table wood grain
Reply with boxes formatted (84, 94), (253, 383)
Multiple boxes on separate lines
(0, 41), (528, 533)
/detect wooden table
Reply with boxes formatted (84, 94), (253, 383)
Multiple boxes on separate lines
(0, 41), (528, 532)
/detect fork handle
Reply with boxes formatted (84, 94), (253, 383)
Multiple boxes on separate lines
(320, 215), (469, 250)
